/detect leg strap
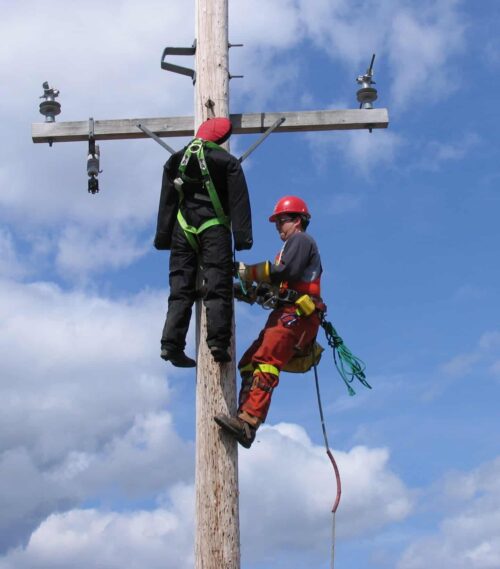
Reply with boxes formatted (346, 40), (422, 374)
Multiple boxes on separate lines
(239, 363), (280, 423)
(239, 362), (254, 375)
(252, 376), (275, 394)
(238, 374), (254, 409)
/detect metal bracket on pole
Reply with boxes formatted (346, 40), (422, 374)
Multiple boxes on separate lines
(161, 40), (197, 84)
(239, 117), (286, 163)
(228, 44), (244, 80)
(137, 123), (176, 154)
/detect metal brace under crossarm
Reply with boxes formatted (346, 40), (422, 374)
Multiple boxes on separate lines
(138, 117), (287, 161)
(239, 117), (286, 162)
(137, 123), (176, 154)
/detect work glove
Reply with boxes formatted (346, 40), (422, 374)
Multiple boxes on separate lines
(233, 282), (257, 304)
(235, 261), (271, 283)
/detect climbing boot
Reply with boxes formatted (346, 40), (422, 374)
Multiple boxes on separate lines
(210, 346), (231, 363)
(161, 348), (196, 368)
(214, 414), (256, 449)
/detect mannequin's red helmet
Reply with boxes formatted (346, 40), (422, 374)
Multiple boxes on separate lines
(195, 117), (232, 144)
(269, 196), (311, 222)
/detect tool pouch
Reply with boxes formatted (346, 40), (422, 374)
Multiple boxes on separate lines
(282, 341), (324, 373)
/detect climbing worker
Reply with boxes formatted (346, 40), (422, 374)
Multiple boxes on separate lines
(154, 117), (253, 367)
(215, 195), (324, 448)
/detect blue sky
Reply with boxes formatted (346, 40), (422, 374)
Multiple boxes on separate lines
(1, 1), (499, 568)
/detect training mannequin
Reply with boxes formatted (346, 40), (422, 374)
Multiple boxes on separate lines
(154, 117), (253, 366)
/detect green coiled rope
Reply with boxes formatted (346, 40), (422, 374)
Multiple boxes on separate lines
(320, 316), (372, 396)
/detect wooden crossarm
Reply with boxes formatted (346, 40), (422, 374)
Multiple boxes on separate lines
(32, 108), (389, 144)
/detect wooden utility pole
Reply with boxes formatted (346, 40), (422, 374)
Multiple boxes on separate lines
(32, 4), (388, 567)
(193, 1), (240, 568)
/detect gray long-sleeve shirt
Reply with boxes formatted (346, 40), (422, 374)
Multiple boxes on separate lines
(269, 231), (322, 287)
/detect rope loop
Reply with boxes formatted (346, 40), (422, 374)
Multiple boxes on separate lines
(320, 314), (371, 396)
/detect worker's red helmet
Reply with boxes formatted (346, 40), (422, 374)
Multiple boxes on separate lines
(269, 196), (311, 222)
(196, 117), (232, 145)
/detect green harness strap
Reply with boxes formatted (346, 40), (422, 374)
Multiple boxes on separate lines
(175, 138), (230, 251)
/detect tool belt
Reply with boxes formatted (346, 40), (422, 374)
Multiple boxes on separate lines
(234, 281), (324, 313)
(234, 281), (325, 374)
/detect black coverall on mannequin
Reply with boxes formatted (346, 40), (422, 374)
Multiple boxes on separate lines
(154, 144), (253, 354)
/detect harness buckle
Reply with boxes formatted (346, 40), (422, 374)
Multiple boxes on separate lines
(173, 177), (184, 191)
(189, 142), (202, 153)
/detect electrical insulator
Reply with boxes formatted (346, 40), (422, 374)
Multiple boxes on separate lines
(39, 82), (61, 122)
(356, 54), (378, 110)
(87, 145), (100, 194)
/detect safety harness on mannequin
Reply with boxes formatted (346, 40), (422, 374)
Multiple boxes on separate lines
(174, 138), (230, 251)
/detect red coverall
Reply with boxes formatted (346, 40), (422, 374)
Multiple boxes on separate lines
(237, 231), (323, 427)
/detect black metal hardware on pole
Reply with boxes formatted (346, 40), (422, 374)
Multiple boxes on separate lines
(87, 117), (101, 194)
(161, 41), (197, 83)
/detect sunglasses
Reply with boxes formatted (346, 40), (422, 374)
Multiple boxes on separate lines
(275, 216), (297, 225)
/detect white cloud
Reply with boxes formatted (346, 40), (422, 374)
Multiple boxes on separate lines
(415, 132), (481, 172)
(55, 223), (149, 278)
(229, 0), (304, 110)
(327, 193), (363, 215)
(441, 352), (482, 378)
(48, 411), (193, 498)
(306, 128), (402, 176)
(0, 277), (193, 552)
(0, 229), (26, 279)
(452, 284), (487, 302)
(0, 447), (77, 554)
(0, 484), (195, 569)
(388, 2), (465, 108)
(295, 0), (465, 109)
(478, 332), (500, 352)
(0, 138), (170, 285)
(488, 360), (500, 377)
(0, 1), (191, 277)
(230, 0), (301, 49)
(343, 129), (401, 174)
(0, 420), (412, 568)
(398, 457), (500, 569)
(481, 37), (500, 69)
(239, 423), (413, 565)
(0, 0), (468, 282)
(441, 330), (500, 378)
(0, 0), (195, 118)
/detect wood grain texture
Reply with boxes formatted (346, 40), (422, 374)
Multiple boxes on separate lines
(32, 108), (389, 143)
(194, 1), (240, 569)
